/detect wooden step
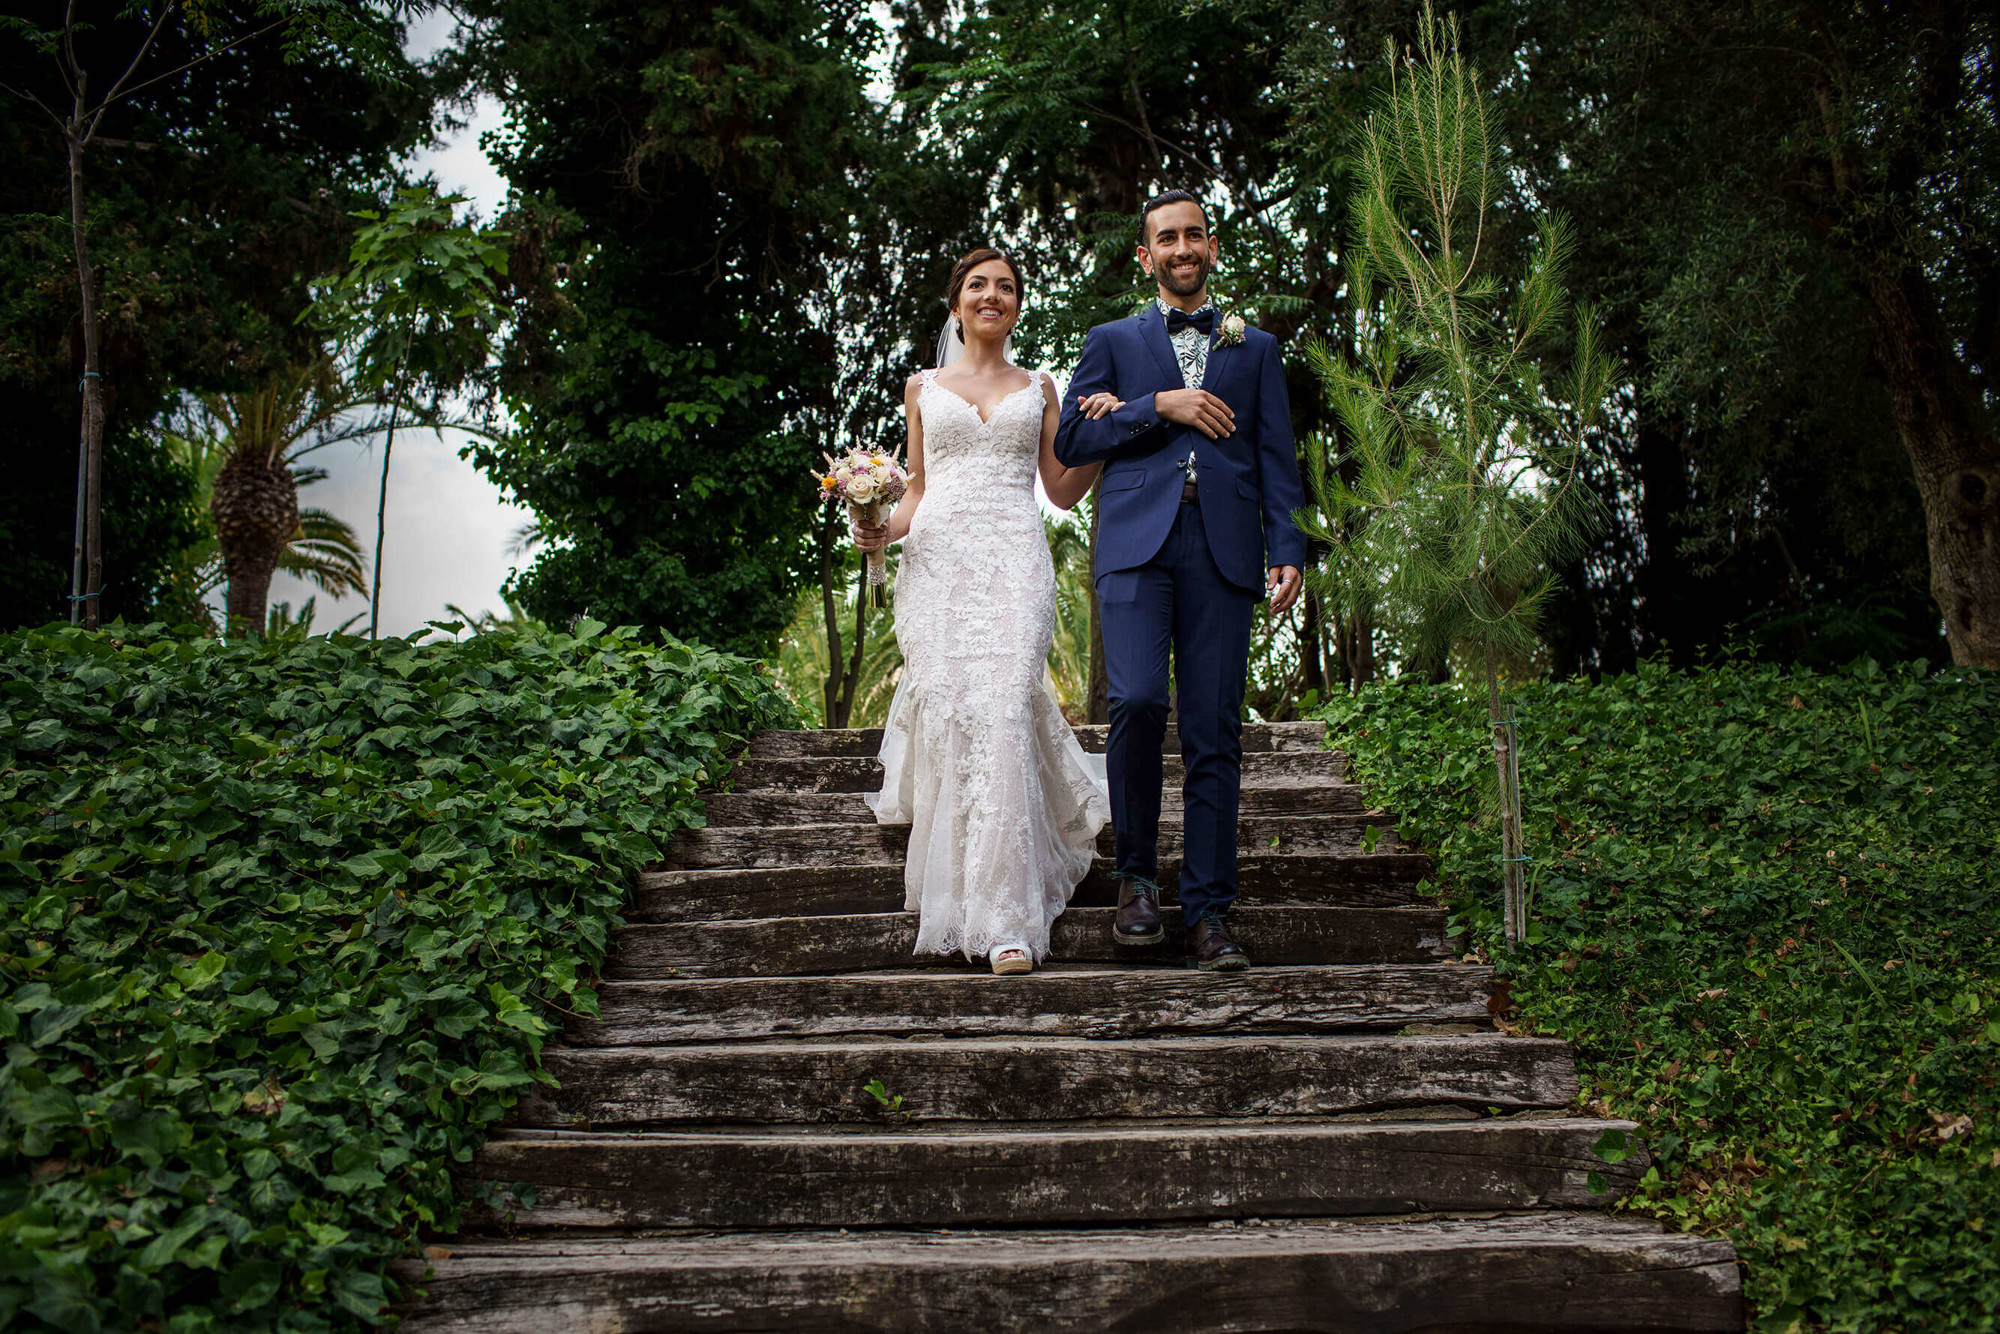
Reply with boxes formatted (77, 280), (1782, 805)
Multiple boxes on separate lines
(662, 814), (1400, 871)
(743, 720), (1329, 758)
(606, 905), (1450, 977)
(396, 1215), (1743, 1333)
(520, 1033), (1576, 1126)
(723, 747), (1347, 793)
(701, 780), (1370, 825)
(631, 854), (1435, 921)
(460, 1117), (1647, 1230)
(572, 964), (1494, 1045)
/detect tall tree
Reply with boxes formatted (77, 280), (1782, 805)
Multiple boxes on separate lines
(0, 1), (432, 630)
(453, 0), (970, 658)
(1496, 0), (1995, 668)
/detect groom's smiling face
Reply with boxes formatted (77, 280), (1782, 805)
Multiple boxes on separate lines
(1139, 202), (1217, 304)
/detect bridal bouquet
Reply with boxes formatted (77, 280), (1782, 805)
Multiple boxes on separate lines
(816, 448), (909, 606)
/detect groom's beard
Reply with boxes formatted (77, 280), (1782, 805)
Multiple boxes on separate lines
(1154, 252), (1210, 300)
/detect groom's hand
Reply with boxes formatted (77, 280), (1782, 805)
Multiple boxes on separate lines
(1266, 565), (1303, 615)
(1153, 388), (1235, 439)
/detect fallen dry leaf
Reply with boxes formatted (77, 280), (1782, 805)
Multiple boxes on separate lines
(1930, 1111), (1974, 1141)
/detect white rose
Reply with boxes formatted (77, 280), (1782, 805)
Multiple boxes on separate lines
(847, 477), (879, 504)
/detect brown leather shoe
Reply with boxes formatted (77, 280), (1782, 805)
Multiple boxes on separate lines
(1111, 872), (1165, 946)
(1189, 914), (1249, 971)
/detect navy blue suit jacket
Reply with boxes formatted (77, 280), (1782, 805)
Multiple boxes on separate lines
(1053, 306), (1308, 593)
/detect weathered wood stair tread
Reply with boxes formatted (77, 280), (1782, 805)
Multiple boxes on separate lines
(396, 1214), (1744, 1334)
(461, 1116), (1647, 1229)
(702, 780), (1371, 824)
(521, 1033), (1576, 1126)
(664, 813), (1401, 870)
(576, 964), (1495, 1044)
(724, 747), (1345, 793)
(744, 719), (1330, 758)
(631, 853), (1434, 921)
(607, 904), (1451, 976)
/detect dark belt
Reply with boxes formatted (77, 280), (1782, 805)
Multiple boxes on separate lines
(1180, 477), (1199, 504)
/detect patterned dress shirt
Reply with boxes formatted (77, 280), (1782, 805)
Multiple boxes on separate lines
(1159, 297), (1216, 476)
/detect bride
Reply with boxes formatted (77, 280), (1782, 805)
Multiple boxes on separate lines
(851, 247), (1112, 976)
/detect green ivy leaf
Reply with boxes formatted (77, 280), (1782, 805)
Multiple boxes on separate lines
(220, 1258), (285, 1310)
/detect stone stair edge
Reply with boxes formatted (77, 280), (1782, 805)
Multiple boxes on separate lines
(397, 1211), (1712, 1261)
(395, 1213), (1743, 1334)
(455, 1115), (1653, 1231)
(482, 1114), (1639, 1145)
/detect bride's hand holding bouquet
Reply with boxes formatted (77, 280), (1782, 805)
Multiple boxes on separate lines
(818, 448), (908, 606)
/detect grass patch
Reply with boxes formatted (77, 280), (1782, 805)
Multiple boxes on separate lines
(1323, 658), (2000, 1332)
(0, 620), (793, 1332)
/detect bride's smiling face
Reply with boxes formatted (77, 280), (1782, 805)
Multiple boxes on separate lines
(954, 260), (1020, 342)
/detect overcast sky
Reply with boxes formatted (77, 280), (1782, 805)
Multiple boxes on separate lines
(263, 14), (522, 638)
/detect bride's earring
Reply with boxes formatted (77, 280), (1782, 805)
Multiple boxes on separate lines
(954, 321), (964, 342)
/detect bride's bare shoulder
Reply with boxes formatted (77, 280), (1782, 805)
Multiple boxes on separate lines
(904, 371), (927, 400)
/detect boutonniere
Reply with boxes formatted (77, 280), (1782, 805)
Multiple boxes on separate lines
(1217, 312), (1247, 346)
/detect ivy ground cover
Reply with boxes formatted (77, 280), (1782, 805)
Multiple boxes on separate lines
(1324, 659), (2000, 1332)
(0, 620), (794, 1332)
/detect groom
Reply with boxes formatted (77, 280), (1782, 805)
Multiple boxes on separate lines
(1055, 189), (1307, 972)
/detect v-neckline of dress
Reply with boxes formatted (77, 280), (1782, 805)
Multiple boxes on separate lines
(929, 371), (1038, 427)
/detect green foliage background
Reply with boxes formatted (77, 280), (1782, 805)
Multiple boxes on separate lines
(0, 621), (794, 1331)
(1324, 660), (2000, 1330)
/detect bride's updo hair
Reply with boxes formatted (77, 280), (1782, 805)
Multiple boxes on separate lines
(946, 247), (1026, 339)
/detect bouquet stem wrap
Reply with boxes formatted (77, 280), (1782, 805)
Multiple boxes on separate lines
(816, 447), (909, 611)
(850, 499), (889, 607)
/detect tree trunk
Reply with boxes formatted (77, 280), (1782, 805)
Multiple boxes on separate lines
(836, 570), (868, 727)
(1300, 589), (1326, 700)
(1860, 263), (2000, 667)
(66, 114), (104, 630)
(212, 453), (300, 634)
(817, 512), (850, 728)
(1343, 606), (1378, 689)
(369, 402), (399, 639)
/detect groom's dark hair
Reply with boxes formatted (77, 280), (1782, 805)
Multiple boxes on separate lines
(1139, 189), (1210, 243)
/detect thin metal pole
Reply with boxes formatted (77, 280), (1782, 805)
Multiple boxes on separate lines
(70, 411), (87, 624)
(1507, 703), (1525, 940)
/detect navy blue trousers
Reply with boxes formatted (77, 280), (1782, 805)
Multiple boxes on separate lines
(1096, 500), (1256, 925)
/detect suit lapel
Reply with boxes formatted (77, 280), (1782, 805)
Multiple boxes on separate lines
(1136, 306), (1182, 389)
(1200, 334), (1232, 392)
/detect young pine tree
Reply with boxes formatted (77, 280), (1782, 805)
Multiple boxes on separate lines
(1296, 7), (1613, 943)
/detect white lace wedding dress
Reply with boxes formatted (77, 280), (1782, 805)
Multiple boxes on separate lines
(864, 367), (1111, 963)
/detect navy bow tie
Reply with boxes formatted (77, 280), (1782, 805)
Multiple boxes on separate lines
(1164, 306), (1216, 336)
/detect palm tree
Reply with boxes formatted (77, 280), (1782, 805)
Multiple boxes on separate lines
(162, 361), (380, 632)
(444, 595), (542, 635)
